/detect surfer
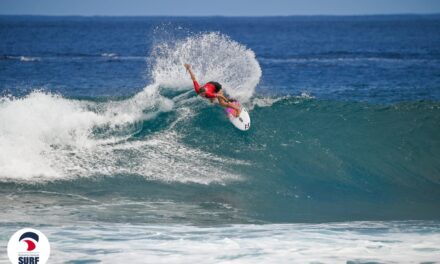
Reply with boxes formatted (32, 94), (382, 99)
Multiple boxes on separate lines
(184, 63), (241, 117)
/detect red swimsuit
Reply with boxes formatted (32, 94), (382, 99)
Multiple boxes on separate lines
(193, 81), (217, 98)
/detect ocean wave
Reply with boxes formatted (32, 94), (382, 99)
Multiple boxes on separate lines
(0, 53), (149, 62)
(0, 89), (243, 184)
(1, 55), (40, 62)
(259, 57), (439, 64)
(258, 50), (440, 64)
(0, 32), (261, 184)
(1, 92), (439, 188)
(101, 53), (118, 58)
(1, 31), (439, 222)
(1, 93), (439, 221)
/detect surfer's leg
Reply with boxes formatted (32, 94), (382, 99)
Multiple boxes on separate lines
(218, 97), (240, 117)
(225, 106), (236, 117)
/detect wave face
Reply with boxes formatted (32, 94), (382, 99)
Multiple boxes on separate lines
(1, 95), (439, 222)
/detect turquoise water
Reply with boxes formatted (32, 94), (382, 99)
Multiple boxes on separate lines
(2, 97), (439, 223)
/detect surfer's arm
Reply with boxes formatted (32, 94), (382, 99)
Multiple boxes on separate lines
(193, 80), (201, 94)
(184, 64), (201, 94)
(184, 63), (197, 81)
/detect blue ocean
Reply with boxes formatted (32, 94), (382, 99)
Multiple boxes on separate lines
(1, 15), (440, 263)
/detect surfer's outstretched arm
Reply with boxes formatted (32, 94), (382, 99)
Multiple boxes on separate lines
(184, 63), (197, 82)
(184, 63), (201, 94)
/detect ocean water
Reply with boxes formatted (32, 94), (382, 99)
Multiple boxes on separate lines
(1, 15), (440, 263)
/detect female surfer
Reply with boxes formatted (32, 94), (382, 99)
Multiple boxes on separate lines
(184, 63), (241, 117)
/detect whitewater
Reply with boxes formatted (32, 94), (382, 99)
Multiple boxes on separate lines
(0, 32), (261, 183)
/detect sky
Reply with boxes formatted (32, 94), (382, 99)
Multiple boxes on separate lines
(1, 0), (440, 16)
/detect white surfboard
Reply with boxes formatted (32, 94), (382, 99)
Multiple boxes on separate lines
(227, 106), (251, 131)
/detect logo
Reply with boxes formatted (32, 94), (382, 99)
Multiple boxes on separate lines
(7, 228), (50, 264)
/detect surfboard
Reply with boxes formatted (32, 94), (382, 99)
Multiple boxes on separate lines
(226, 102), (251, 131)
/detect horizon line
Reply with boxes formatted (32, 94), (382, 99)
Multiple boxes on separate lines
(1, 13), (440, 18)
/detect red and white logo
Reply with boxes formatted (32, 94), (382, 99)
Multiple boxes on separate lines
(7, 228), (50, 264)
